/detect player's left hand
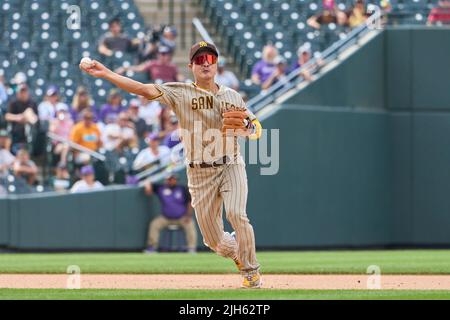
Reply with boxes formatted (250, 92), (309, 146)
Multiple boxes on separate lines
(222, 110), (252, 137)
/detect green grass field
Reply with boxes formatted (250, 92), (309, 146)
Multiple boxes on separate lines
(1, 250), (450, 300)
(1, 289), (450, 300)
(0, 250), (450, 274)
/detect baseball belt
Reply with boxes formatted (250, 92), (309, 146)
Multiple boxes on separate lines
(189, 155), (231, 168)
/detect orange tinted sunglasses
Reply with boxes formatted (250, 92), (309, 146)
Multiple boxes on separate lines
(192, 53), (217, 65)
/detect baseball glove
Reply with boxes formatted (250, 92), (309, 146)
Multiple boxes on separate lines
(222, 110), (251, 136)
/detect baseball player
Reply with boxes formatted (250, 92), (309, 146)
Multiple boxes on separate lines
(80, 41), (263, 288)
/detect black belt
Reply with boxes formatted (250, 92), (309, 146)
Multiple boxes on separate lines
(189, 156), (230, 168)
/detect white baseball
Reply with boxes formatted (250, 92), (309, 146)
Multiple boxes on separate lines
(80, 57), (93, 69)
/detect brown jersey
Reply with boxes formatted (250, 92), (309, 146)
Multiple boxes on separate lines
(150, 82), (256, 163)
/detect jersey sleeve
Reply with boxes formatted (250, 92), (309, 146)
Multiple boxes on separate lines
(147, 82), (182, 110)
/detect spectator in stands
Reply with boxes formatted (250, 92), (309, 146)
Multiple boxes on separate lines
(251, 45), (278, 87)
(102, 111), (137, 152)
(0, 129), (14, 177)
(215, 57), (239, 91)
(0, 75), (8, 111)
(161, 118), (181, 149)
(307, 0), (347, 29)
(49, 107), (74, 179)
(137, 26), (160, 63)
(5, 84), (38, 154)
(70, 109), (102, 164)
(138, 96), (162, 132)
(71, 86), (98, 123)
(13, 148), (38, 186)
(427, 1), (450, 25)
(98, 18), (137, 57)
(38, 86), (69, 122)
(143, 173), (197, 253)
(346, 0), (369, 28)
(70, 165), (104, 193)
(133, 132), (171, 171)
(117, 46), (184, 82)
(159, 107), (177, 135)
(127, 99), (148, 141)
(159, 25), (178, 54)
(261, 56), (289, 90)
(99, 89), (124, 124)
(290, 44), (315, 82)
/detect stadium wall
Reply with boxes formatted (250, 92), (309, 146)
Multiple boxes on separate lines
(1, 27), (450, 250)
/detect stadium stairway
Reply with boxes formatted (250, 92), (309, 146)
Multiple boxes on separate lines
(134, 0), (202, 80)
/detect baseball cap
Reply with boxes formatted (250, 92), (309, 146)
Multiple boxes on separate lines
(17, 83), (28, 92)
(80, 165), (95, 176)
(147, 132), (160, 141)
(56, 103), (69, 112)
(298, 43), (311, 55)
(129, 98), (140, 108)
(167, 173), (179, 180)
(273, 55), (287, 65)
(46, 85), (59, 96)
(163, 25), (177, 37)
(189, 41), (219, 62)
(158, 46), (171, 54)
(12, 72), (27, 85)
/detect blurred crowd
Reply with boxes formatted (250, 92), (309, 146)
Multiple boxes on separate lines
(0, 18), (184, 194)
(250, 0), (385, 91)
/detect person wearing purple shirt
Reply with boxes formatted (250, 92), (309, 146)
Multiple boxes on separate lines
(143, 174), (198, 253)
(99, 89), (124, 123)
(251, 45), (278, 87)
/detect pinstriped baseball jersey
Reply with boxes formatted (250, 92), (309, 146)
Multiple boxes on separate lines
(149, 81), (260, 275)
(149, 82), (256, 163)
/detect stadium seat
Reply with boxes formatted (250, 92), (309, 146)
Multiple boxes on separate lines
(205, 0), (437, 89)
(0, 0), (147, 106)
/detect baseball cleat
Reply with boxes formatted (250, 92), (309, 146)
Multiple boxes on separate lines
(241, 272), (262, 289)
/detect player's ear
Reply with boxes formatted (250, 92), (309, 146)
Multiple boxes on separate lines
(188, 63), (193, 70)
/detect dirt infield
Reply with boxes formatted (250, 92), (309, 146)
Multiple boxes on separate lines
(1, 274), (450, 290)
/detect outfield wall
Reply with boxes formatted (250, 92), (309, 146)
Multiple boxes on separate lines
(1, 27), (450, 250)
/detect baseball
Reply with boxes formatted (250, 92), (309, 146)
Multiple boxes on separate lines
(80, 57), (93, 69)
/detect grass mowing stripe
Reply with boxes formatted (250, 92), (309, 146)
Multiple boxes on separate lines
(1, 250), (450, 274)
(1, 289), (450, 300)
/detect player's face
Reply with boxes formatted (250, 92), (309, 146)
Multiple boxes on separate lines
(189, 53), (218, 82)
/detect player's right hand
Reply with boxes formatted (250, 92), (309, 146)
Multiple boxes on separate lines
(79, 60), (108, 78)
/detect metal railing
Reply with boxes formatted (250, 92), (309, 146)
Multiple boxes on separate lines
(247, 7), (383, 113)
(192, 17), (216, 46)
(47, 132), (106, 161)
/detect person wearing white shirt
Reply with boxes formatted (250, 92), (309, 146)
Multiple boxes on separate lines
(38, 86), (69, 121)
(0, 130), (15, 177)
(133, 133), (171, 171)
(138, 95), (162, 130)
(101, 112), (137, 151)
(70, 165), (104, 193)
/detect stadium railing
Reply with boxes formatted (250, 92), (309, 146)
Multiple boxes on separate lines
(246, 5), (383, 114)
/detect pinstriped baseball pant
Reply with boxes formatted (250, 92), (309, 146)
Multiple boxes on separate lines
(187, 162), (260, 274)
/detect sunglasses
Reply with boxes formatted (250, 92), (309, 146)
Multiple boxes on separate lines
(192, 53), (217, 65)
